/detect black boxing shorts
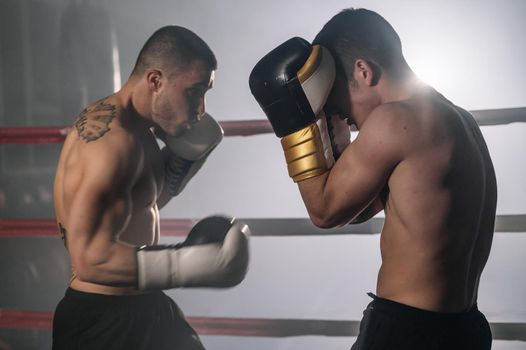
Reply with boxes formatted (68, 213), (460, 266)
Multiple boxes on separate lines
(52, 288), (204, 350)
(351, 293), (492, 350)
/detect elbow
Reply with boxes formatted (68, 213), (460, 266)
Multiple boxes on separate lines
(309, 212), (340, 229)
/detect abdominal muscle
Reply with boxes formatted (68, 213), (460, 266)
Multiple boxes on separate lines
(69, 206), (160, 296)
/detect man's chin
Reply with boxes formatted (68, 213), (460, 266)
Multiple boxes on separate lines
(167, 129), (183, 138)
(173, 124), (192, 137)
(156, 122), (186, 138)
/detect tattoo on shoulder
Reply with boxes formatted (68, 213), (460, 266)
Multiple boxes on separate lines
(75, 99), (117, 142)
(58, 222), (68, 248)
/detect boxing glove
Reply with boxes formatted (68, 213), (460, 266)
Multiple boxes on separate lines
(249, 37), (350, 182)
(136, 215), (250, 290)
(160, 113), (223, 196)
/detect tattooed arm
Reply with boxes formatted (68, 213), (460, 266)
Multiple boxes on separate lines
(61, 100), (146, 287)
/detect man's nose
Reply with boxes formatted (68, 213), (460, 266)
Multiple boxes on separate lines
(195, 97), (206, 122)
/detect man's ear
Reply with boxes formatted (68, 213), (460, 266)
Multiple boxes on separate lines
(146, 69), (163, 91)
(354, 59), (381, 86)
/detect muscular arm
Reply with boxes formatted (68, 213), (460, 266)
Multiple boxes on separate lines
(66, 132), (142, 287)
(298, 107), (402, 228)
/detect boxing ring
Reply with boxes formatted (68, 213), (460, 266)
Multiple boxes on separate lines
(1, 107), (526, 347)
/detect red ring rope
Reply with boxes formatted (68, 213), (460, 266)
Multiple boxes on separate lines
(0, 308), (358, 336)
(0, 218), (194, 237)
(2, 215), (526, 238)
(0, 120), (274, 144)
(1, 107), (525, 144)
(0, 309), (524, 340)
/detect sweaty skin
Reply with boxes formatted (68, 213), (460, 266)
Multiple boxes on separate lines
(299, 87), (497, 313)
(53, 60), (213, 295)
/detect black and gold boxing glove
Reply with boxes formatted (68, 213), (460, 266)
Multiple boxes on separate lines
(249, 37), (350, 182)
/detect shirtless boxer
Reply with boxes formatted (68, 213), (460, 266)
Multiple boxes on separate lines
(249, 8), (496, 349)
(52, 26), (249, 350)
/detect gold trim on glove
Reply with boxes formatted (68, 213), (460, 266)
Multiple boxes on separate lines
(281, 124), (328, 182)
(297, 45), (322, 84)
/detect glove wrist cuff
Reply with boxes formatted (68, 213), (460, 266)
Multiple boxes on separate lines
(136, 245), (175, 290)
(281, 124), (329, 182)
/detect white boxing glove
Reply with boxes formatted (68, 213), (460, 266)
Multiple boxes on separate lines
(161, 113), (223, 196)
(136, 216), (250, 290)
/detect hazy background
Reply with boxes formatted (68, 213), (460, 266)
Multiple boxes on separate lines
(1, 0), (525, 349)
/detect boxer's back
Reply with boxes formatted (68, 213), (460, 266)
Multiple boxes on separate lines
(377, 89), (497, 312)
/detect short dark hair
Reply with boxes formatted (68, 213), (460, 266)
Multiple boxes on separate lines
(314, 8), (405, 81)
(131, 26), (217, 77)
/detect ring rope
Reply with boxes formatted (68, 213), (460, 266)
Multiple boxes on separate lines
(0, 120), (274, 144)
(0, 107), (525, 144)
(1, 215), (525, 238)
(471, 107), (526, 126)
(0, 309), (524, 341)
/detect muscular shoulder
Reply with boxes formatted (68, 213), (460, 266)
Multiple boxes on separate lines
(74, 97), (136, 149)
(73, 98), (143, 187)
(356, 102), (417, 158)
(75, 98), (121, 143)
(364, 101), (419, 133)
(361, 98), (454, 154)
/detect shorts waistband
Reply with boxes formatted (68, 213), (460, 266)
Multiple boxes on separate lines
(65, 287), (163, 301)
(366, 292), (479, 323)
